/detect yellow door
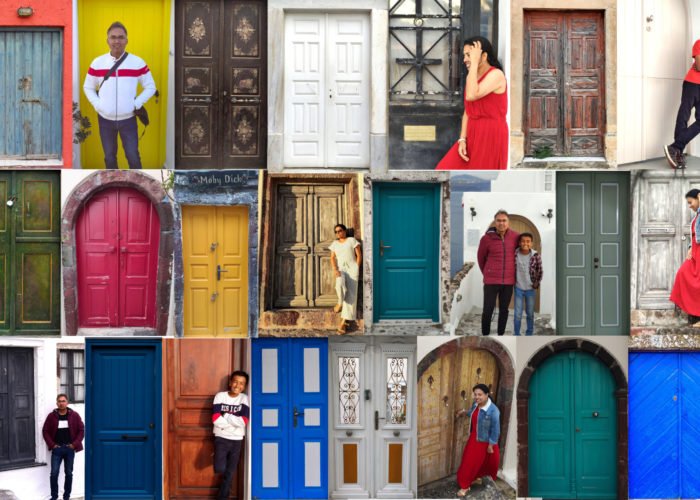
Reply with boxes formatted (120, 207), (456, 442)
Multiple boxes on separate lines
(183, 205), (249, 337)
(78, 0), (170, 169)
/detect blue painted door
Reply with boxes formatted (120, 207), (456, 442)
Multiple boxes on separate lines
(0, 29), (62, 159)
(86, 339), (162, 500)
(630, 352), (700, 498)
(373, 183), (440, 321)
(252, 338), (328, 499)
(529, 351), (616, 499)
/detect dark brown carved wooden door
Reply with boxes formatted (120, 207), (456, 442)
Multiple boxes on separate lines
(524, 11), (604, 157)
(165, 339), (247, 499)
(176, 0), (266, 169)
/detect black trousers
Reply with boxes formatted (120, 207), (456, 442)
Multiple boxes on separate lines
(482, 284), (514, 336)
(214, 437), (243, 500)
(671, 80), (700, 151)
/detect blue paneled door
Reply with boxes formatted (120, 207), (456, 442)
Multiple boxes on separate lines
(86, 339), (162, 500)
(630, 352), (700, 498)
(252, 338), (328, 499)
(0, 29), (62, 159)
(373, 183), (440, 321)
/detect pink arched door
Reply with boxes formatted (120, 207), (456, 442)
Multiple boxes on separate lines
(77, 188), (160, 327)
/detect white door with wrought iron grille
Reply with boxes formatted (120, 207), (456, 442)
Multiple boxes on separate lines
(284, 13), (370, 168)
(329, 338), (416, 499)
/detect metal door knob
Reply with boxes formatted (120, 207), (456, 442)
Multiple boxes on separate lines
(379, 241), (392, 257)
(217, 264), (228, 280)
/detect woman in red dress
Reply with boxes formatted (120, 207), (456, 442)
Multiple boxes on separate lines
(455, 384), (500, 497)
(670, 188), (700, 326)
(436, 37), (508, 170)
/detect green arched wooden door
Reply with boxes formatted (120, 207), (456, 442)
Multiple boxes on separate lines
(529, 351), (616, 499)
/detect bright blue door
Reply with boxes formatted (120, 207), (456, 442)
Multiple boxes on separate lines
(252, 338), (328, 499)
(86, 339), (162, 500)
(630, 352), (700, 498)
(373, 183), (440, 321)
(0, 29), (63, 159)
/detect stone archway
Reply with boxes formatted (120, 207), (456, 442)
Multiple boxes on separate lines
(417, 336), (515, 482)
(516, 338), (628, 499)
(62, 170), (175, 336)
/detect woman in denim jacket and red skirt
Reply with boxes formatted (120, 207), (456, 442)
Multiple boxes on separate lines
(670, 188), (700, 326)
(455, 384), (501, 497)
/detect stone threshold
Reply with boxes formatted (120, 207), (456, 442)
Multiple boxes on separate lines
(77, 328), (159, 337)
(516, 157), (610, 169)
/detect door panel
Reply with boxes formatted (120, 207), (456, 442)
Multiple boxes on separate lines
(16, 243), (60, 330)
(87, 340), (162, 500)
(217, 207), (249, 336)
(166, 339), (247, 499)
(183, 206), (216, 335)
(0, 29), (62, 159)
(0, 347), (35, 468)
(374, 183), (439, 321)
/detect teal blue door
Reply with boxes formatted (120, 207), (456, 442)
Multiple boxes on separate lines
(0, 29), (62, 159)
(556, 172), (629, 334)
(373, 183), (440, 321)
(529, 351), (616, 499)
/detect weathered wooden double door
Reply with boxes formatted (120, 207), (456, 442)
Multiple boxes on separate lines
(165, 339), (247, 499)
(182, 206), (249, 337)
(0, 347), (34, 469)
(0, 171), (60, 335)
(524, 11), (605, 157)
(271, 182), (348, 309)
(418, 346), (500, 486)
(176, 0), (267, 168)
(77, 188), (160, 328)
(329, 338), (416, 498)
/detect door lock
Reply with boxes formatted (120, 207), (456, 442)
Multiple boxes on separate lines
(379, 240), (392, 257)
(293, 407), (305, 428)
(575, 427), (581, 433)
(210, 292), (219, 302)
(593, 256), (600, 269)
(217, 264), (228, 280)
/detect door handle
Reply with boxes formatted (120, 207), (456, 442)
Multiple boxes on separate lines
(217, 265), (228, 280)
(293, 407), (305, 428)
(210, 242), (218, 252)
(107, 246), (116, 253)
(575, 427), (581, 433)
(374, 410), (386, 430)
(180, 96), (212, 104)
(120, 247), (127, 253)
(379, 240), (392, 257)
(593, 256), (599, 269)
(210, 292), (219, 302)
(230, 96), (261, 104)
(121, 434), (148, 441)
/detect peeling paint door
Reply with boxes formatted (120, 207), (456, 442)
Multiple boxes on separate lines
(182, 205), (249, 337)
(252, 338), (328, 499)
(373, 183), (440, 321)
(0, 29), (62, 159)
(284, 13), (370, 168)
(165, 339), (247, 499)
(0, 172), (60, 335)
(556, 172), (629, 334)
(77, 188), (160, 328)
(0, 347), (35, 468)
(417, 347), (500, 486)
(329, 339), (417, 499)
(529, 351), (616, 499)
(176, 0), (267, 168)
(630, 352), (700, 498)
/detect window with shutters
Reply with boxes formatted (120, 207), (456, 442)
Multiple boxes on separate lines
(59, 349), (85, 404)
(0, 347), (35, 470)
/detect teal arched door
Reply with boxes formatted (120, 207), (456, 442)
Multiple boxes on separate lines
(529, 351), (616, 499)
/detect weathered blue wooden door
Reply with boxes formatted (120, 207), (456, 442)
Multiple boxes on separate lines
(373, 183), (440, 321)
(0, 29), (62, 159)
(630, 352), (700, 498)
(86, 339), (162, 500)
(529, 351), (616, 499)
(252, 338), (328, 499)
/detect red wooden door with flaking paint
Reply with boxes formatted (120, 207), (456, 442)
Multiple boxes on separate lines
(77, 188), (160, 328)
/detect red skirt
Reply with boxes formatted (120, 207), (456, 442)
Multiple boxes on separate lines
(435, 118), (508, 170)
(670, 235), (700, 317)
(456, 430), (500, 489)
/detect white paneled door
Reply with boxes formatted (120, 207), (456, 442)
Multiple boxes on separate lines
(284, 13), (370, 168)
(329, 338), (416, 499)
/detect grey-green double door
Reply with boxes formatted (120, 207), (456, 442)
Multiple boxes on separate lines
(556, 172), (629, 335)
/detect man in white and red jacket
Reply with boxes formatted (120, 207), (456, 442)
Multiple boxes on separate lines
(83, 21), (156, 169)
(477, 210), (520, 336)
(212, 370), (250, 499)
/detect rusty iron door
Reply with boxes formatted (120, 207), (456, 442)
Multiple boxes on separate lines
(0, 29), (62, 159)
(175, 0), (266, 168)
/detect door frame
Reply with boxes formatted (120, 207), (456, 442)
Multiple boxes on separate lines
(85, 337), (163, 500)
(172, 170), (259, 337)
(516, 338), (627, 499)
(62, 171), (175, 336)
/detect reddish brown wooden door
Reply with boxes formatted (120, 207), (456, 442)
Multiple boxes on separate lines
(165, 339), (247, 499)
(77, 188), (160, 328)
(175, 0), (267, 169)
(524, 11), (605, 157)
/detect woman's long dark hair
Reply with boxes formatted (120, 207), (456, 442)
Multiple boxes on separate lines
(686, 188), (700, 199)
(464, 36), (503, 72)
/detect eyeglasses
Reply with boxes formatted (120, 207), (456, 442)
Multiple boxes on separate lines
(335, 229), (344, 233)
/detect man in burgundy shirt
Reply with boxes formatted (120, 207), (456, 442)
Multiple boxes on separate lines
(42, 394), (84, 500)
(665, 39), (700, 169)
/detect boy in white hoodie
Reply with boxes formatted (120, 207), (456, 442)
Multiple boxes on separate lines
(212, 370), (250, 499)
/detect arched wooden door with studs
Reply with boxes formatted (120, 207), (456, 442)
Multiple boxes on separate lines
(418, 344), (500, 486)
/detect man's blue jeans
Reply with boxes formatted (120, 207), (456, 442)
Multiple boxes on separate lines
(50, 445), (75, 500)
(98, 115), (142, 169)
(514, 287), (536, 336)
